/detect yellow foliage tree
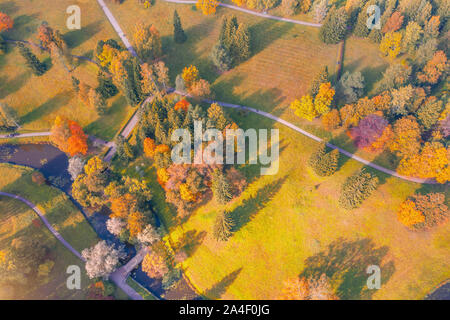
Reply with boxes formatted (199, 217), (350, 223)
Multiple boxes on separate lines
(182, 65), (199, 89)
(397, 199), (425, 228)
(196, 0), (219, 15)
(314, 82), (335, 115)
(380, 32), (402, 59)
(142, 252), (169, 278)
(180, 183), (196, 202)
(290, 95), (317, 121)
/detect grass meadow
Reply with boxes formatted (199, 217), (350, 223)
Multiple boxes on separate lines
(106, 1), (449, 300)
(0, 0), (133, 140)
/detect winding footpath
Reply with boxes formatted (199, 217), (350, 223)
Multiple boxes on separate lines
(0, 190), (148, 300)
(96, 0), (438, 185)
(0, 191), (84, 260)
(0, 132), (51, 139)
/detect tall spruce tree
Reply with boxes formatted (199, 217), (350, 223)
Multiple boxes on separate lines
(310, 66), (329, 96)
(308, 143), (339, 176)
(339, 169), (379, 209)
(173, 10), (187, 44)
(17, 43), (46, 76)
(212, 169), (233, 204)
(213, 210), (234, 241)
(319, 7), (348, 44)
(96, 71), (118, 99)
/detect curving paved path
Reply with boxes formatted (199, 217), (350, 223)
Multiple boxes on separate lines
(0, 190), (147, 300)
(96, 0), (440, 185)
(110, 248), (150, 300)
(163, 0), (322, 27)
(0, 132), (51, 139)
(0, 191), (84, 260)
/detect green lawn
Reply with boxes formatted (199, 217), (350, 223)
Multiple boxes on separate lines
(126, 277), (159, 300)
(0, 163), (100, 299)
(0, 0), (133, 140)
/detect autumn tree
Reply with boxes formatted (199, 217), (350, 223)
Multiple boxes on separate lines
(213, 210), (234, 241)
(397, 141), (449, 184)
(321, 109), (341, 131)
(291, 95), (317, 121)
(314, 0), (329, 23)
(417, 51), (448, 85)
(196, 0), (219, 15)
(380, 32), (402, 58)
(143, 137), (156, 157)
(349, 114), (389, 150)
(72, 156), (110, 208)
(336, 71), (365, 103)
(189, 79), (211, 97)
(314, 82), (335, 115)
(17, 43), (47, 76)
(389, 116), (422, 158)
(376, 63), (411, 92)
(382, 11), (404, 33)
(417, 98), (443, 129)
(281, 0), (300, 16)
(142, 251), (169, 278)
(280, 274), (337, 300)
(402, 21), (423, 54)
(133, 23), (162, 61)
(173, 10), (187, 44)
(182, 65), (199, 89)
(397, 193), (448, 229)
(50, 116), (88, 156)
(339, 169), (379, 209)
(0, 12), (14, 32)
(310, 66), (329, 96)
(280, 277), (310, 300)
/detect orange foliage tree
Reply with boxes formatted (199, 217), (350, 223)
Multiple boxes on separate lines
(397, 199), (425, 228)
(397, 142), (449, 184)
(174, 99), (190, 112)
(417, 51), (448, 85)
(143, 137), (156, 158)
(50, 116), (88, 156)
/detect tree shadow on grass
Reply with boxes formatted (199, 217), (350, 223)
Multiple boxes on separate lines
(8, 14), (40, 40)
(20, 91), (73, 125)
(174, 229), (206, 258)
(249, 19), (295, 56)
(203, 268), (242, 299)
(164, 18), (217, 81)
(64, 20), (104, 49)
(231, 176), (287, 233)
(0, 1), (19, 15)
(301, 238), (394, 300)
(0, 72), (30, 99)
